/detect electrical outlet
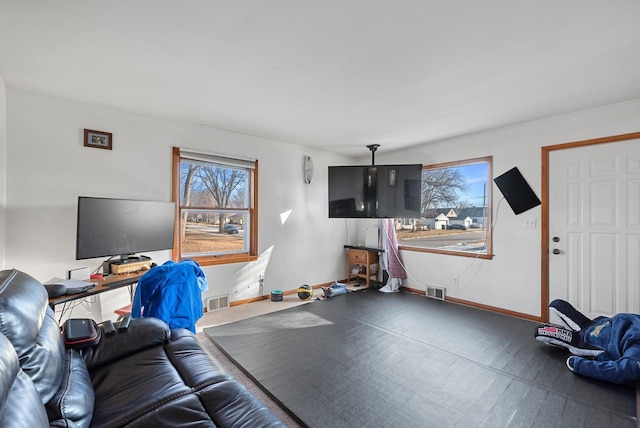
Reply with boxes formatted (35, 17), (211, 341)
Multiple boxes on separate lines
(453, 277), (459, 286)
(524, 218), (537, 228)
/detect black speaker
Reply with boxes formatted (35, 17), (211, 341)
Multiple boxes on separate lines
(493, 167), (541, 215)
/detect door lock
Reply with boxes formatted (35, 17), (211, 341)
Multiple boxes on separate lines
(552, 248), (561, 255)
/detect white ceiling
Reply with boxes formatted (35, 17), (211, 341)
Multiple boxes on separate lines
(1, 1), (639, 156)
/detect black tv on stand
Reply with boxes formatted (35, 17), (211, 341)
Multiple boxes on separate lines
(76, 197), (175, 272)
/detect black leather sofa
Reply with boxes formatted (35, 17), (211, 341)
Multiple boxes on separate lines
(0, 269), (284, 427)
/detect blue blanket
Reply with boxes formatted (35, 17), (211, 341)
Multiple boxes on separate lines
(572, 314), (640, 384)
(131, 260), (208, 333)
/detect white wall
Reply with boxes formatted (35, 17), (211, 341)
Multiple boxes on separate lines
(6, 86), (639, 321)
(0, 75), (6, 268)
(372, 99), (640, 318)
(5, 87), (351, 320)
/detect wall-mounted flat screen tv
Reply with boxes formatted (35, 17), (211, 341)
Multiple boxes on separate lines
(328, 164), (422, 218)
(76, 196), (176, 261)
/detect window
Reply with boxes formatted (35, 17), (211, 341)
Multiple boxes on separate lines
(397, 156), (492, 259)
(172, 147), (258, 265)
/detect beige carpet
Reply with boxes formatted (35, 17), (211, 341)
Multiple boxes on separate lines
(195, 294), (312, 427)
(196, 294), (310, 332)
(194, 283), (366, 333)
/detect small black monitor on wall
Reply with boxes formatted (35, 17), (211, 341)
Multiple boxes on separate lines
(493, 167), (541, 215)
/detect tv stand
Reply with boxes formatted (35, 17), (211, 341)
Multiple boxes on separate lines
(49, 270), (145, 312)
(344, 245), (382, 288)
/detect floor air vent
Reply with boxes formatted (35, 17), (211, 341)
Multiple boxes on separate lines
(426, 286), (446, 301)
(206, 295), (230, 312)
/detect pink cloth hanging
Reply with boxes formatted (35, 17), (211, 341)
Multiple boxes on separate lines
(384, 218), (407, 278)
(380, 219), (407, 292)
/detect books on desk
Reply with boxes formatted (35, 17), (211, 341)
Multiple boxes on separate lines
(45, 278), (97, 295)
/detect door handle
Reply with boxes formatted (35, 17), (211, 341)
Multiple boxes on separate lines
(552, 248), (561, 255)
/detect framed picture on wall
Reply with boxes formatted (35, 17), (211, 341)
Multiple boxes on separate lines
(84, 129), (112, 150)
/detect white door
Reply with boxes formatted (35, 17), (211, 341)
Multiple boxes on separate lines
(549, 138), (640, 320)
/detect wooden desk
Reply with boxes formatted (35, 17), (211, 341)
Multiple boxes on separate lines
(344, 245), (383, 288)
(48, 271), (145, 309)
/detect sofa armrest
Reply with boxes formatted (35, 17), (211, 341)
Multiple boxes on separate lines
(46, 349), (94, 428)
(81, 318), (170, 371)
(165, 328), (233, 387)
(170, 327), (196, 341)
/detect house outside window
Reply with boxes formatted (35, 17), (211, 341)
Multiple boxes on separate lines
(397, 156), (493, 259)
(171, 147), (258, 265)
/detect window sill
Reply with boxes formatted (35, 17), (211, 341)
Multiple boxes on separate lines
(398, 245), (494, 260)
(183, 253), (259, 266)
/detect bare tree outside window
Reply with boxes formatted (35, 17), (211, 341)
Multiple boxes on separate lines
(421, 168), (469, 212)
(194, 163), (246, 228)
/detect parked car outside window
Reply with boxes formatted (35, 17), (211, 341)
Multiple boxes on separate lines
(223, 224), (239, 234)
(448, 224), (467, 230)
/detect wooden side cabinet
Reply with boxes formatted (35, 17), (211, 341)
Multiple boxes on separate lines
(347, 248), (379, 288)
